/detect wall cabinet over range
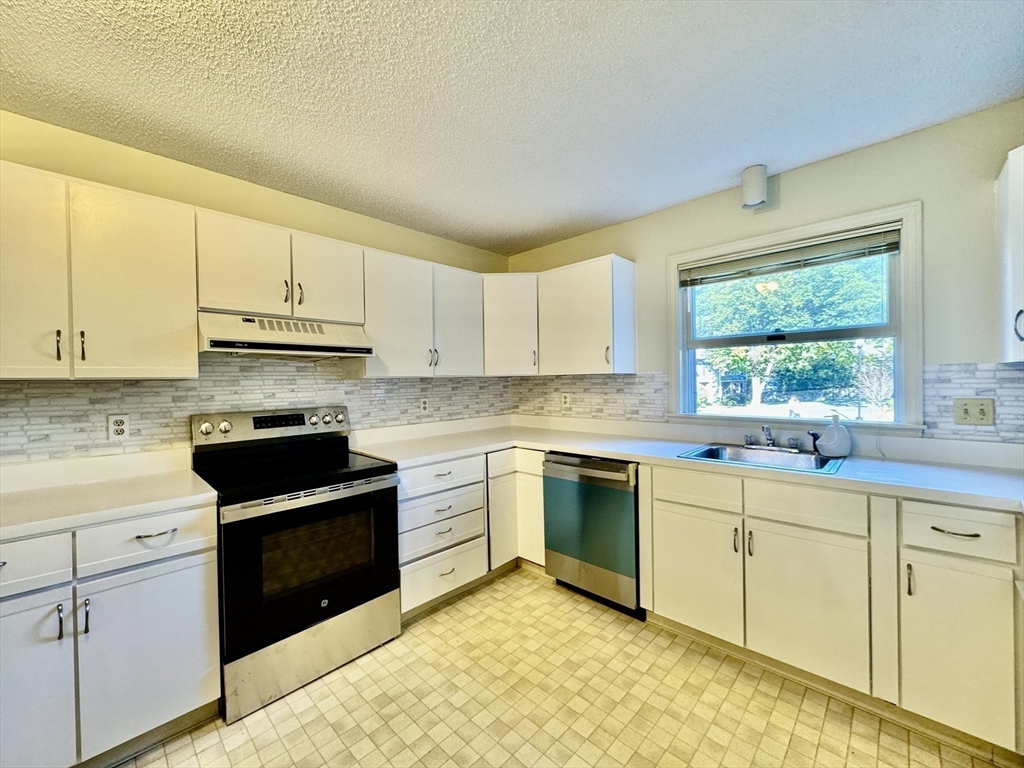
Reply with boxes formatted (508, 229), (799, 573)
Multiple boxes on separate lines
(0, 161), (199, 379)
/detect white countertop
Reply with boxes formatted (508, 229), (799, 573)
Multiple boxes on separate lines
(359, 426), (1024, 514)
(0, 470), (217, 541)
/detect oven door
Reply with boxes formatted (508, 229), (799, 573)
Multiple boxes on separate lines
(220, 482), (399, 663)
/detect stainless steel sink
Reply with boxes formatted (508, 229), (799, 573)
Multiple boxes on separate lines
(679, 443), (844, 474)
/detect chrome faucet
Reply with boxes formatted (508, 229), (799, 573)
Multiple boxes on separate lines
(762, 425), (775, 447)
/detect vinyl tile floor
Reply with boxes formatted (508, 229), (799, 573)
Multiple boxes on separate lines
(123, 567), (1004, 768)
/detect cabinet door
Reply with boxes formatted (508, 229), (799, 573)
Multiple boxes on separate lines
(516, 471), (545, 566)
(0, 163), (71, 379)
(538, 258), (613, 374)
(901, 551), (1016, 749)
(78, 553), (219, 761)
(70, 183), (198, 378)
(488, 472), (518, 569)
(291, 232), (364, 324)
(363, 249), (435, 377)
(196, 209), (292, 316)
(484, 273), (538, 376)
(433, 265), (483, 377)
(998, 147), (1024, 363)
(652, 502), (743, 645)
(0, 586), (77, 768)
(745, 519), (870, 693)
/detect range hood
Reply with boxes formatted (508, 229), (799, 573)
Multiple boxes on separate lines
(199, 311), (374, 357)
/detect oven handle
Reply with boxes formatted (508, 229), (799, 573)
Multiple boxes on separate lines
(220, 474), (399, 524)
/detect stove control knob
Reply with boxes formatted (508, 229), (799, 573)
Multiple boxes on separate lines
(308, 415), (320, 426)
(198, 421), (214, 436)
(336, 411), (346, 424)
(322, 413), (333, 424)
(218, 420), (232, 434)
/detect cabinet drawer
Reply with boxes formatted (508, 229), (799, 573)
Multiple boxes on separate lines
(487, 449), (517, 478)
(0, 533), (72, 598)
(399, 509), (485, 565)
(398, 455), (485, 500)
(902, 501), (1016, 563)
(653, 467), (742, 514)
(400, 537), (488, 613)
(515, 449), (545, 476)
(745, 480), (867, 536)
(76, 506), (217, 578)
(398, 483), (484, 534)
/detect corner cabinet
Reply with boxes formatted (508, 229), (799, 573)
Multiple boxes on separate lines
(0, 162), (199, 379)
(998, 146), (1023, 362)
(537, 254), (636, 375)
(484, 274), (539, 376)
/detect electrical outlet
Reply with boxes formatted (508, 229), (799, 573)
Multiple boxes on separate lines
(107, 414), (129, 441)
(420, 399), (429, 413)
(561, 393), (571, 407)
(952, 398), (995, 426)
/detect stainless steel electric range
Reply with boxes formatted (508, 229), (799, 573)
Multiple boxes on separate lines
(190, 406), (400, 723)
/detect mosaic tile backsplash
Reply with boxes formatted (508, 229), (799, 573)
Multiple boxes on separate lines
(0, 360), (1020, 463)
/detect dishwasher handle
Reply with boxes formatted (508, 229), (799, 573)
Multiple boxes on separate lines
(543, 459), (636, 486)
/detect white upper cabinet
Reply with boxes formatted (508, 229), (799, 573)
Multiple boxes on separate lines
(196, 209), (292, 316)
(433, 265), (483, 377)
(484, 273), (538, 376)
(364, 249), (435, 377)
(0, 163), (71, 379)
(291, 232), (364, 324)
(537, 254), (636, 375)
(998, 146), (1023, 362)
(70, 182), (198, 379)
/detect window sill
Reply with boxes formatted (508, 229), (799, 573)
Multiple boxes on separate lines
(666, 412), (925, 437)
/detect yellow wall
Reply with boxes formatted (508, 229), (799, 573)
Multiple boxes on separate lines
(509, 99), (1024, 371)
(0, 111), (506, 273)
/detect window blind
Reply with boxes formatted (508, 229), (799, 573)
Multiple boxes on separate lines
(679, 228), (900, 288)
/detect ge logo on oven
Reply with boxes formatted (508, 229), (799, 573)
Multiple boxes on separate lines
(321, 599), (329, 608)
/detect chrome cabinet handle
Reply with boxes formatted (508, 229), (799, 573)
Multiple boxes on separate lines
(747, 530), (753, 556)
(733, 528), (739, 553)
(80, 330), (86, 361)
(929, 525), (980, 539)
(906, 563), (913, 596)
(439, 568), (455, 576)
(83, 598), (91, 634)
(533, 350), (537, 367)
(435, 505), (453, 513)
(0, 561), (6, 568)
(56, 330), (61, 361)
(434, 349), (440, 366)
(434, 471), (452, 478)
(604, 346), (610, 364)
(135, 527), (178, 541)
(57, 603), (64, 640)
(297, 282), (305, 305)
(435, 527), (453, 536)
(283, 280), (290, 303)
(428, 348), (434, 367)
(1015, 309), (1024, 342)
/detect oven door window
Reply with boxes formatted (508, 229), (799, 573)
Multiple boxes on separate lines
(221, 486), (398, 663)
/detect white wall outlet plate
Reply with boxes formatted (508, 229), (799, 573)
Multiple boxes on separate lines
(420, 399), (429, 413)
(952, 398), (995, 426)
(561, 393), (571, 406)
(107, 414), (129, 441)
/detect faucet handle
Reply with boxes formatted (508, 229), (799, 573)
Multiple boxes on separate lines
(807, 430), (821, 453)
(744, 434), (756, 446)
(787, 437), (801, 449)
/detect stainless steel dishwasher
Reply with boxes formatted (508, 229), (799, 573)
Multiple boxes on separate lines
(542, 452), (641, 612)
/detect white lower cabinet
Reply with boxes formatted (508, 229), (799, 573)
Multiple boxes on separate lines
(900, 548), (1017, 750)
(0, 586), (77, 768)
(400, 538), (488, 614)
(516, 460), (545, 566)
(652, 501), (743, 646)
(744, 519), (870, 693)
(78, 552), (220, 761)
(487, 468), (519, 569)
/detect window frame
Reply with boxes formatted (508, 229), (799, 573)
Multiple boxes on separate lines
(666, 202), (924, 432)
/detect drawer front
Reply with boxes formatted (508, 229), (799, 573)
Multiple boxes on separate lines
(902, 501), (1016, 563)
(653, 467), (742, 514)
(400, 537), (488, 613)
(399, 510), (485, 565)
(487, 449), (517, 478)
(515, 449), (545, 476)
(76, 506), (217, 578)
(0, 533), (73, 598)
(398, 483), (484, 534)
(399, 455), (485, 500)
(745, 480), (867, 537)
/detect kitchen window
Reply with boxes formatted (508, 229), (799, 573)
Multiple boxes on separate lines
(670, 203), (924, 428)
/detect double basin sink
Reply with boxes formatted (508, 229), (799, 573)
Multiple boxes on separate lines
(680, 443), (844, 474)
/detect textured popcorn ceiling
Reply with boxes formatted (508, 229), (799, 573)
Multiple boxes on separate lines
(1, 1), (1022, 255)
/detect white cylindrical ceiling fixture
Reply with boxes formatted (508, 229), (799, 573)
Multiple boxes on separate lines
(741, 164), (767, 208)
